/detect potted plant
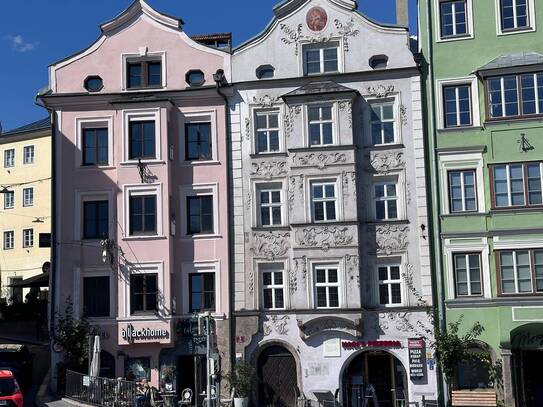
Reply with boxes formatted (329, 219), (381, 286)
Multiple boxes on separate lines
(226, 361), (256, 407)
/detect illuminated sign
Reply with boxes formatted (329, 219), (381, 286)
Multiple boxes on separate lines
(121, 324), (169, 342)
(342, 340), (402, 350)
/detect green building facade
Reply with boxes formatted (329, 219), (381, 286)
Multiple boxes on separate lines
(419, 0), (543, 405)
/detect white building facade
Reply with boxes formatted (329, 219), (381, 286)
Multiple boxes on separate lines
(229, 0), (438, 405)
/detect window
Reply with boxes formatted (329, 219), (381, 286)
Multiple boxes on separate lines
(456, 346), (493, 390)
(83, 201), (109, 239)
(449, 170), (477, 212)
(520, 73), (543, 115)
(255, 111), (280, 153)
(84, 76), (103, 92)
(23, 146), (35, 164)
(374, 182), (398, 220)
(187, 196), (214, 235)
(3, 231), (14, 250)
(370, 103), (396, 145)
(303, 43), (339, 75)
(499, 0), (530, 31)
(308, 105), (334, 146)
(129, 121), (155, 160)
(125, 357), (151, 381)
(129, 195), (157, 236)
(311, 182), (337, 222)
(378, 265), (403, 306)
(314, 265), (340, 308)
(487, 72), (543, 119)
(262, 264), (285, 310)
(185, 122), (212, 161)
(258, 188), (283, 227)
(127, 60), (161, 89)
(443, 85), (472, 127)
(82, 128), (108, 166)
(499, 249), (543, 294)
(189, 273), (215, 312)
(491, 162), (543, 208)
(22, 188), (33, 207)
(369, 55), (388, 70)
(453, 253), (483, 296)
(22, 228), (33, 248)
(4, 149), (14, 168)
(130, 273), (158, 314)
(185, 70), (205, 87)
(4, 191), (14, 209)
(83, 276), (110, 317)
(440, 0), (468, 38)
(256, 65), (275, 79)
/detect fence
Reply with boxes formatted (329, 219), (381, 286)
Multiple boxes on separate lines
(65, 370), (137, 407)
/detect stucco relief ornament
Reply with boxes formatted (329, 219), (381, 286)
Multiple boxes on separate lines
(288, 175), (304, 210)
(288, 265), (297, 294)
(284, 105), (301, 138)
(366, 84), (395, 98)
(246, 191), (252, 211)
(345, 254), (360, 287)
(251, 161), (288, 179)
(296, 226), (354, 251)
(293, 152), (347, 169)
(263, 315), (290, 336)
(342, 171), (357, 199)
(244, 118), (251, 141)
(334, 19), (360, 52)
(372, 224), (409, 255)
(250, 232), (290, 260)
(253, 95), (279, 108)
(293, 256), (308, 289)
(369, 151), (405, 174)
(379, 312), (412, 333)
(338, 100), (353, 128)
(400, 104), (408, 126)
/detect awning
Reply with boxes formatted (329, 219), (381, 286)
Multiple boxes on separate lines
(476, 52), (543, 77)
(7, 271), (49, 288)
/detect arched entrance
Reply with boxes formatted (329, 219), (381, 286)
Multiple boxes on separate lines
(511, 324), (543, 407)
(257, 345), (298, 407)
(342, 351), (408, 407)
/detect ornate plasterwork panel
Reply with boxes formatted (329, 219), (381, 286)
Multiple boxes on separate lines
(338, 100), (353, 128)
(284, 105), (301, 138)
(252, 95), (280, 108)
(244, 118), (251, 141)
(298, 317), (361, 340)
(342, 171), (357, 200)
(250, 232), (291, 260)
(288, 175), (304, 210)
(251, 160), (288, 179)
(295, 226), (355, 251)
(345, 254), (360, 287)
(366, 84), (395, 98)
(367, 224), (410, 255)
(263, 315), (290, 336)
(292, 151), (347, 169)
(368, 151), (405, 174)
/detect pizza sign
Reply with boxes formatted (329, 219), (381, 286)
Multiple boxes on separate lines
(306, 7), (328, 32)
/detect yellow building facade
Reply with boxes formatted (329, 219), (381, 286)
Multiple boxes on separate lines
(0, 118), (51, 302)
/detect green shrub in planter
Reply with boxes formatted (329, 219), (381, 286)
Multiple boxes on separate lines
(226, 361), (256, 398)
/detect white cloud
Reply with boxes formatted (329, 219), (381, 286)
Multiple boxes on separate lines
(4, 34), (37, 52)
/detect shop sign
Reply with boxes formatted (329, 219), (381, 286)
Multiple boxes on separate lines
(342, 340), (401, 350)
(121, 324), (169, 343)
(408, 338), (427, 380)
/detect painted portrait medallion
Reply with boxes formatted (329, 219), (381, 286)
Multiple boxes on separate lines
(306, 6), (328, 32)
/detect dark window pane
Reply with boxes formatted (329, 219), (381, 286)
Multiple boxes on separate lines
(128, 63), (142, 88)
(147, 62), (161, 86)
(83, 276), (110, 317)
(186, 123), (212, 160)
(379, 285), (389, 305)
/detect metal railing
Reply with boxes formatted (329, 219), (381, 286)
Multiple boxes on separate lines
(65, 370), (137, 407)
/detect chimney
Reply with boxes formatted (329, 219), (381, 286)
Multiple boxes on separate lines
(396, 0), (409, 28)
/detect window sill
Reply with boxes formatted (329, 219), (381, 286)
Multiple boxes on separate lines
(365, 219), (409, 226)
(364, 143), (405, 150)
(441, 212), (487, 218)
(122, 86), (165, 92)
(436, 34), (474, 43)
(497, 27), (535, 36)
(252, 226), (290, 232)
(118, 315), (163, 322)
(181, 160), (221, 167)
(250, 152), (288, 159)
(490, 207), (543, 215)
(120, 160), (165, 166)
(123, 235), (167, 241)
(180, 234), (222, 240)
(484, 116), (543, 126)
(288, 145), (356, 153)
(78, 165), (116, 170)
(291, 220), (358, 227)
(437, 126), (483, 133)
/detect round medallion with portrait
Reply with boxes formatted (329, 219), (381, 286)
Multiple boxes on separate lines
(306, 6), (328, 32)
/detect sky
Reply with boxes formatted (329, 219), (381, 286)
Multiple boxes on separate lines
(0, 0), (418, 131)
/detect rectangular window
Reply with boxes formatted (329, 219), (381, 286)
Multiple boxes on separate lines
(82, 128), (108, 166)
(189, 273), (215, 312)
(440, 0), (468, 38)
(448, 170), (477, 212)
(255, 111), (280, 153)
(83, 276), (110, 317)
(127, 60), (162, 89)
(308, 106), (334, 146)
(187, 196), (214, 235)
(370, 103), (396, 145)
(443, 85), (472, 127)
(262, 264), (285, 310)
(83, 201), (109, 239)
(374, 182), (398, 220)
(487, 73), (543, 119)
(500, 0), (529, 31)
(303, 44), (339, 75)
(499, 249), (543, 294)
(453, 253), (482, 296)
(129, 121), (156, 160)
(378, 265), (403, 306)
(185, 122), (212, 161)
(23, 146), (35, 165)
(22, 228), (33, 248)
(4, 149), (14, 168)
(491, 162), (543, 208)
(314, 265), (340, 309)
(311, 182), (337, 222)
(3, 231), (14, 250)
(130, 273), (158, 314)
(23, 188), (34, 207)
(258, 188), (283, 227)
(4, 191), (14, 209)
(129, 195), (157, 236)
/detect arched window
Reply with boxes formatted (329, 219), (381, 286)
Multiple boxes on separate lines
(256, 65), (275, 80)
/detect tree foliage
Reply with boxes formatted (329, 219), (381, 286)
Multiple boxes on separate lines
(226, 361), (256, 398)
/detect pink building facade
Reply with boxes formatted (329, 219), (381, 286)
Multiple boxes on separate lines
(40, 1), (231, 395)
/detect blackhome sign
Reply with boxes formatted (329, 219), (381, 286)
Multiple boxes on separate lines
(121, 324), (169, 343)
(408, 338), (426, 380)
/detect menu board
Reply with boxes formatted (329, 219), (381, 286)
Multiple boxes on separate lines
(408, 338), (427, 380)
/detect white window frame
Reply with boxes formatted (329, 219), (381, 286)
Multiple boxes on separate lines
(310, 180), (339, 223)
(497, 249), (538, 294)
(121, 108), (162, 164)
(254, 109), (282, 154)
(312, 263), (342, 309)
(452, 252), (483, 297)
(306, 104), (337, 147)
(438, 151), (486, 214)
(123, 183), (163, 239)
(301, 41), (342, 76)
(435, 0), (475, 42)
(4, 191), (14, 210)
(22, 187), (34, 207)
(179, 183), (219, 239)
(121, 51), (167, 91)
(373, 180), (400, 221)
(369, 100), (398, 146)
(121, 261), (165, 319)
(491, 163), (526, 208)
(436, 76), (480, 129)
(494, 0), (536, 35)
(181, 261), (221, 316)
(75, 116), (113, 168)
(377, 263), (404, 307)
(22, 228), (33, 248)
(74, 190), (114, 241)
(23, 145), (35, 165)
(3, 230), (14, 250)
(448, 169), (478, 213)
(4, 149), (15, 168)
(261, 263), (286, 311)
(180, 110), (219, 165)
(442, 84), (473, 128)
(252, 258), (290, 310)
(255, 183), (285, 227)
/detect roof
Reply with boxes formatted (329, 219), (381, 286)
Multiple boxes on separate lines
(1, 118), (50, 137)
(282, 81), (358, 98)
(191, 33), (232, 42)
(477, 52), (543, 72)
(7, 271), (49, 288)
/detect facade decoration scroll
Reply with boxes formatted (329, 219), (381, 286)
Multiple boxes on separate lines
(342, 171), (357, 200)
(292, 152), (347, 169)
(250, 232), (290, 261)
(369, 151), (405, 174)
(345, 254), (360, 287)
(251, 161), (288, 179)
(366, 84), (395, 98)
(298, 317), (361, 340)
(263, 315), (290, 336)
(284, 105), (301, 138)
(338, 100), (353, 128)
(288, 175), (304, 210)
(369, 224), (410, 255)
(244, 118), (251, 141)
(296, 226), (354, 251)
(252, 95), (280, 108)
(293, 256), (307, 290)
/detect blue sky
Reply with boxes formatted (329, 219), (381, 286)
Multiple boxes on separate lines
(0, 0), (417, 131)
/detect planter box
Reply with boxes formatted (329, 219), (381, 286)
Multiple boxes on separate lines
(451, 389), (497, 407)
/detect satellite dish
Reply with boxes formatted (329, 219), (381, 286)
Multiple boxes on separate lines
(42, 261), (51, 273)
